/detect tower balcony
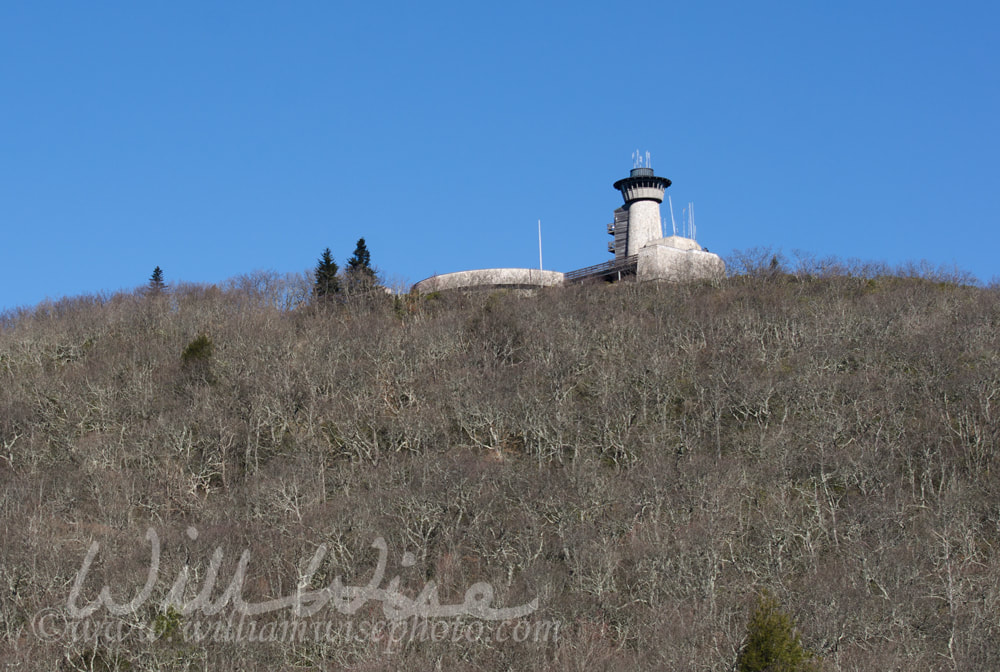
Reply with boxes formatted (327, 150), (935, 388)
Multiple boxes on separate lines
(613, 176), (671, 204)
(613, 165), (672, 205)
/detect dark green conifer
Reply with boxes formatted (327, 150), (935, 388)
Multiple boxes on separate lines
(148, 266), (167, 294)
(314, 248), (340, 300)
(345, 238), (377, 292)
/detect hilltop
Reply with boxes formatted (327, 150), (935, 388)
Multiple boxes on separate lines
(1, 269), (999, 670)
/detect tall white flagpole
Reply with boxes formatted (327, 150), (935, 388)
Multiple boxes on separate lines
(538, 219), (543, 271)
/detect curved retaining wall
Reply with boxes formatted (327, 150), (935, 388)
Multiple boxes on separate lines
(413, 268), (565, 293)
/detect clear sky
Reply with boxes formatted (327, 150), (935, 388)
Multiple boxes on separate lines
(2, 2), (998, 310)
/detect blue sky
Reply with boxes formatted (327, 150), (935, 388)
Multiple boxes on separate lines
(2, 2), (998, 310)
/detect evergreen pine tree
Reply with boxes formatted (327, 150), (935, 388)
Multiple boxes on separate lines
(738, 591), (820, 672)
(345, 237), (376, 292)
(148, 266), (167, 294)
(313, 248), (340, 300)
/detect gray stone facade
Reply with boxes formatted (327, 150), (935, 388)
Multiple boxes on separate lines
(636, 238), (726, 282)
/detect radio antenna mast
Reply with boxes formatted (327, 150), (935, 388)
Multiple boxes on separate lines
(668, 195), (677, 236)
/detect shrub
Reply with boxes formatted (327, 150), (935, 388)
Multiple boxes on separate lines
(738, 591), (820, 672)
(180, 334), (215, 383)
(152, 606), (182, 641)
(180, 334), (213, 366)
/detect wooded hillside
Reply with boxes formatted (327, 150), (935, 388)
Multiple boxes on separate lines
(2, 271), (998, 670)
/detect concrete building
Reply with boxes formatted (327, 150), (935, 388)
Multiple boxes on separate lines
(604, 164), (726, 283)
(412, 158), (725, 292)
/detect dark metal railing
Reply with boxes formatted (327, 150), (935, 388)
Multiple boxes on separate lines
(564, 255), (638, 283)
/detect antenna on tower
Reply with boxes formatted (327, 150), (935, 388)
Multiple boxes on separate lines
(646, 151), (651, 170)
(687, 202), (696, 241)
(668, 195), (677, 236)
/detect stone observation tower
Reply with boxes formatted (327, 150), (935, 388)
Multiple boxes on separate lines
(412, 153), (725, 292)
(597, 153), (725, 283)
(610, 164), (671, 258)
